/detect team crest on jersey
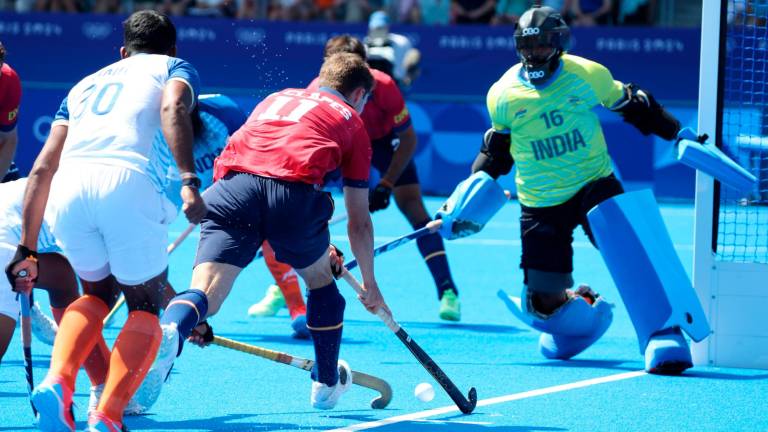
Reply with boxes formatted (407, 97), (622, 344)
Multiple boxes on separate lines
(514, 108), (528, 119)
(8, 108), (18, 122)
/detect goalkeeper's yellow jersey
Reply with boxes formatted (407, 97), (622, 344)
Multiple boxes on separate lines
(487, 54), (626, 207)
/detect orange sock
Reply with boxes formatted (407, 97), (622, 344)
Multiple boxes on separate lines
(263, 241), (306, 318)
(97, 311), (161, 423)
(52, 305), (110, 386)
(48, 296), (108, 390)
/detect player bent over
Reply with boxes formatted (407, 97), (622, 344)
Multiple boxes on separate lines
(143, 53), (389, 410)
(164, 94), (311, 339)
(252, 34), (461, 322)
(6, 11), (206, 431)
(446, 6), (709, 375)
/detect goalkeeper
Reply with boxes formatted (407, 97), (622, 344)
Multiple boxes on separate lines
(468, 5), (709, 374)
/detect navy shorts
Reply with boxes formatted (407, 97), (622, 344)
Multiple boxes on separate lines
(1, 162), (20, 183)
(195, 172), (334, 269)
(371, 132), (419, 187)
(520, 174), (624, 277)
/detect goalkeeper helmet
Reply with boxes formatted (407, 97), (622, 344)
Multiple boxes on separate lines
(514, 6), (570, 84)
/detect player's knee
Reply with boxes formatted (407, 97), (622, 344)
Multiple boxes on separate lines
(306, 281), (346, 329)
(296, 251), (335, 289)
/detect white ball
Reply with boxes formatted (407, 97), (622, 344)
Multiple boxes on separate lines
(414, 382), (435, 402)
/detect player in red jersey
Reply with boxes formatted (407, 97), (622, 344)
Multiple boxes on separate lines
(251, 35), (462, 322)
(0, 42), (22, 183)
(144, 53), (390, 410)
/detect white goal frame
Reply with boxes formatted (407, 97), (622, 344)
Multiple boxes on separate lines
(692, 0), (768, 369)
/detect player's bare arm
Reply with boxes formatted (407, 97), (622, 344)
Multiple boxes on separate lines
(343, 185), (388, 314)
(161, 80), (206, 224)
(11, 125), (68, 286)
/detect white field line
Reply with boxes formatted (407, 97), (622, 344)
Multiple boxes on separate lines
(326, 370), (647, 432)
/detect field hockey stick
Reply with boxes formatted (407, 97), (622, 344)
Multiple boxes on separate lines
(254, 213), (348, 260)
(340, 269), (477, 414)
(104, 223), (197, 326)
(212, 335), (392, 409)
(344, 219), (442, 271)
(16, 272), (37, 416)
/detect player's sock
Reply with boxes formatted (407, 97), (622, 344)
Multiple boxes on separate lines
(413, 218), (458, 299)
(306, 281), (345, 386)
(48, 295), (109, 389)
(83, 338), (111, 386)
(160, 289), (208, 355)
(263, 241), (306, 318)
(97, 311), (161, 423)
(52, 305), (110, 386)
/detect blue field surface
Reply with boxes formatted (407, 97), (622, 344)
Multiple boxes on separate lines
(1, 196), (767, 432)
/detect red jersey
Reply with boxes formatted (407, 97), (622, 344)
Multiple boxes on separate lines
(214, 88), (371, 187)
(308, 69), (411, 141)
(0, 63), (21, 132)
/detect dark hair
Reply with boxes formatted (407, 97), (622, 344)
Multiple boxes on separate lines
(323, 35), (367, 61)
(123, 11), (177, 56)
(318, 53), (374, 97)
(0, 42), (6, 63)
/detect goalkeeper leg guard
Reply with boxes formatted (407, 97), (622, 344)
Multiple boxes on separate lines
(587, 190), (709, 373)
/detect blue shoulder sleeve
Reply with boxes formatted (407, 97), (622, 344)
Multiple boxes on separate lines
(54, 97), (69, 123)
(166, 58), (201, 104)
(198, 94), (247, 134)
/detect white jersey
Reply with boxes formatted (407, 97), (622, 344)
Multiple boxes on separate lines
(53, 53), (200, 176)
(0, 178), (59, 252)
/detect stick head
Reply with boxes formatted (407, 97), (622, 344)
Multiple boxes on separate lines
(459, 387), (478, 414)
(369, 381), (393, 409)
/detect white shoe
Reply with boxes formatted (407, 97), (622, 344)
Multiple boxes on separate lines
(30, 302), (58, 346)
(311, 360), (352, 410)
(128, 323), (179, 415)
(89, 384), (143, 417)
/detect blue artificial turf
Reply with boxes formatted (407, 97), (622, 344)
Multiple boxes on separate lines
(1, 196), (767, 431)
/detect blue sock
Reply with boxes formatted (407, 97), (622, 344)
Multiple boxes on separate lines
(160, 289), (208, 355)
(306, 281), (346, 386)
(413, 218), (457, 299)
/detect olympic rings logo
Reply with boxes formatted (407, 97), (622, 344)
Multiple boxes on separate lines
(521, 27), (541, 36)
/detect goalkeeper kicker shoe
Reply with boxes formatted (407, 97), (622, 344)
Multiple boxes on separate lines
(130, 323), (179, 414)
(439, 289), (461, 321)
(31, 302), (58, 346)
(645, 327), (693, 375)
(311, 360), (352, 410)
(247, 285), (286, 317)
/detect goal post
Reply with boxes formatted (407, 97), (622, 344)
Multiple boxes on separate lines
(692, 0), (768, 369)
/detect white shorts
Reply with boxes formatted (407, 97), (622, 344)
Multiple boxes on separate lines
(47, 164), (177, 285)
(0, 243), (20, 321)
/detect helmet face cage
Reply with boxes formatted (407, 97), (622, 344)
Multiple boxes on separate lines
(514, 6), (570, 84)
